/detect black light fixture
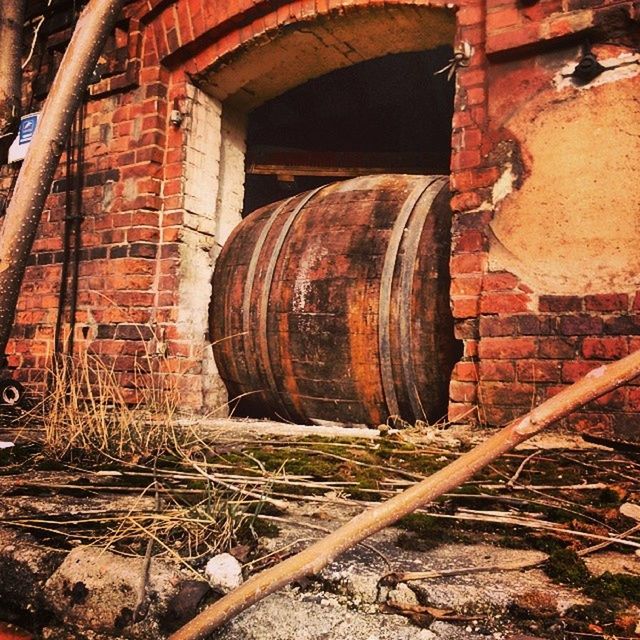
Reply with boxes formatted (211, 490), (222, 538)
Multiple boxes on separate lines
(571, 43), (606, 84)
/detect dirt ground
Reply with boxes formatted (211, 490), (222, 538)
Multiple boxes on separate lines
(1, 414), (639, 639)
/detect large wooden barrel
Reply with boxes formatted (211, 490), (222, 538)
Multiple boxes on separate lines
(210, 174), (460, 426)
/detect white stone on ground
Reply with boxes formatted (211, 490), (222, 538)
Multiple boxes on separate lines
(204, 552), (243, 592)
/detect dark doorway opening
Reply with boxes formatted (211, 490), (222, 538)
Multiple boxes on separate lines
(242, 47), (455, 215)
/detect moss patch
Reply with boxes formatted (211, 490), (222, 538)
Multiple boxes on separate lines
(543, 549), (590, 586)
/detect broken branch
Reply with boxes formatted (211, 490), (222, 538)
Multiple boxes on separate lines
(168, 349), (640, 640)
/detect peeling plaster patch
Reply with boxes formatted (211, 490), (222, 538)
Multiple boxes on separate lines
(492, 164), (517, 206)
(489, 70), (640, 296)
(176, 235), (215, 341)
(554, 51), (640, 91)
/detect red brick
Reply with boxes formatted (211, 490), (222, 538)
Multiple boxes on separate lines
(539, 295), (582, 312)
(451, 276), (483, 296)
(516, 359), (561, 383)
(479, 359), (516, 381)
(450, 253), (487, 275)
(450, 191), (483, 212)
(452, 361), (479, 382)
(464, 339), (479, 358)
(479, 382), (536, 406)
(480, 292), (529, 314)
(539, 337), (578, 359)
(451, 167), (501, 192)
(465, 87), (486, 106)
(453, 230), (487, 253)
(451, 149), (483, 171)
(458, 4), (484, 26)
(562, 360), (606, 383)
(452, 297), (480, 319)
(478, 337), (537, 359)
(482, 271), (520, 291)
(559, 315), (603, 336)
(582, 336), (629, 360)
(588, 388), (626, 410)
(604, 315), (640, 335)
(449, 380), (478, 403)
(479, 316), (517, 337)
(448, 402), (479, 424)
(584, 293), (628, 312)
(452, 110), (474, 129)
(486, 22), (540, 53)
(487, 7), (521, 30)
(479, 404), (520, 426)
(458, 69), (486, 88)
(547, 10), (594, 38)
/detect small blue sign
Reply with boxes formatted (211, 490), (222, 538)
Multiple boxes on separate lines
(8, 112), (40, 163)
(19, 114), (38, 144)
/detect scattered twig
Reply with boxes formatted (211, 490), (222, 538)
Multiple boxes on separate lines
(380, 558), (544, 586)
(576, 522), (640, 556)
(506, 449), (542, 489)
(133, 459), (159, 622)
(424, 510), (640, 550)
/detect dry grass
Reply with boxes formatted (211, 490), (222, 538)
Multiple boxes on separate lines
(11, 348), (281, 565)
(35, 350), (183, 463)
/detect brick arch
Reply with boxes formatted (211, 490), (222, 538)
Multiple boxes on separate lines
(183, 3), (456, 110)
(128, 0), (486, 415)
(140, 1), (458, 109)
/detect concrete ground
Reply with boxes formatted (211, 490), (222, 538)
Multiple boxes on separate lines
(1, 418), (639, 639)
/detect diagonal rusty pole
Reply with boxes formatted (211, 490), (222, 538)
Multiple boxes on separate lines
(0, 0), (125, 361)
(169, 349), (640, 640)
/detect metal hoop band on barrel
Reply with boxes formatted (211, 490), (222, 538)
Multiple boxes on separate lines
(378, 177), (438, 419)
(258, 185), (327, 419)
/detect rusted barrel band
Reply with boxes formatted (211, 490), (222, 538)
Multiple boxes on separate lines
(398, 176), (447, 421)
(242, 197), (295, 388)
(258, 185), (327, 418)
(379, 177), (438, 420)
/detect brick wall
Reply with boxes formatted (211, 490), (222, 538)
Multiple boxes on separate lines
(0, 0), (468, 412)
(447, 0), (640, 439)
(2, 0), (639, 436)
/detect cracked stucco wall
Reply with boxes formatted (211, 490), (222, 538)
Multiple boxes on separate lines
(488, 46), (640, 296)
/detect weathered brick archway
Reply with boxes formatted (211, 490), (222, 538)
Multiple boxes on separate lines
(131, 0), (483, 411)
(4, 0), (490, 418)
